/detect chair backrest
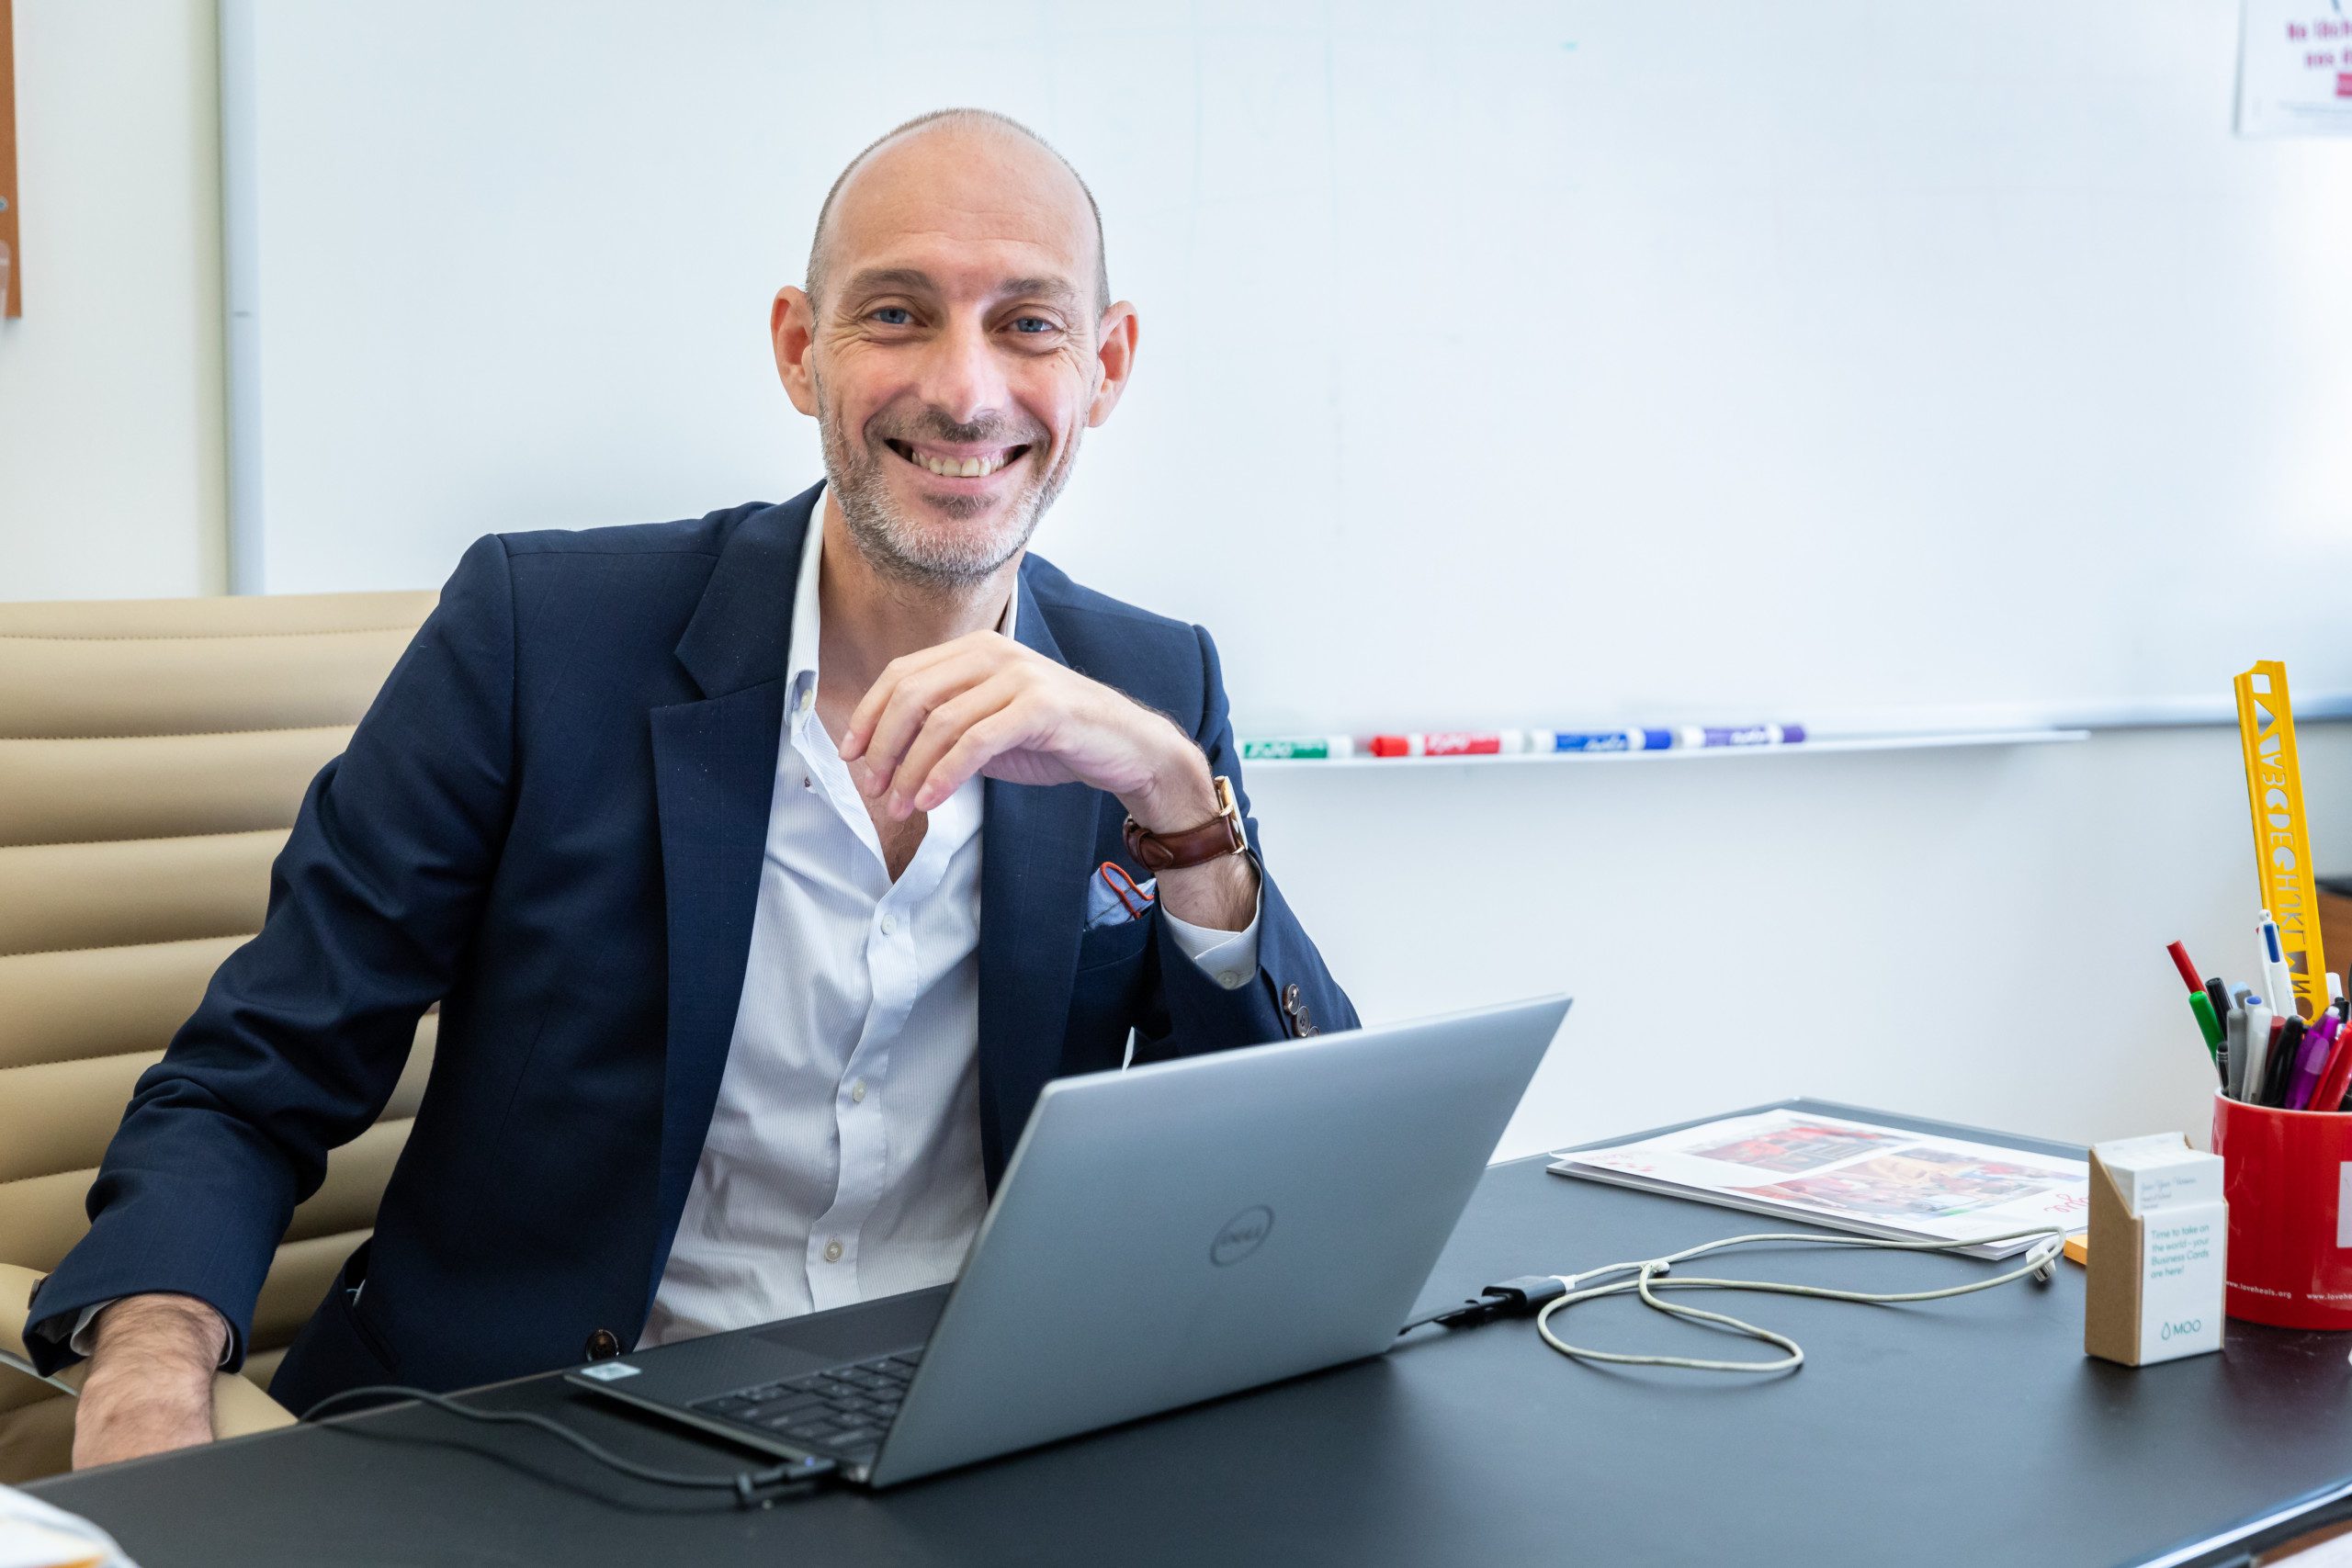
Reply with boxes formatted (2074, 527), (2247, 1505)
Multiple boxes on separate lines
(0, 588), (437, 1481)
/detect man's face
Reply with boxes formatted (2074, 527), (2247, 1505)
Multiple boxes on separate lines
(776, 126), (1136, 588)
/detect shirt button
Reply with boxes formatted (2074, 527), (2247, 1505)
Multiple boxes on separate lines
(879, 915), (896, 936)
(1220, 971), (1244, 989)
(824, 1238), (843, 1264)
(850, 1079), (867, 1103)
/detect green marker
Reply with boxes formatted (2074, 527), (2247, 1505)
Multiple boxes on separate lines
(1241, 736), (1355, 761)
(2188, 989), (2223, 1064)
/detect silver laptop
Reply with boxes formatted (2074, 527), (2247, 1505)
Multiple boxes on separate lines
(568, 994), (1569, 1487)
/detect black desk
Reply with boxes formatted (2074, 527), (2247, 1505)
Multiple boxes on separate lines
(32, 1100), (2352, 1567)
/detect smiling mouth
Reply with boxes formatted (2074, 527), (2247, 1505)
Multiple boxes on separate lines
(885, 439), (1031, 479)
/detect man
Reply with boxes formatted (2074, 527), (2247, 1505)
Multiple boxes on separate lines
(28, 108), (1355, 1468)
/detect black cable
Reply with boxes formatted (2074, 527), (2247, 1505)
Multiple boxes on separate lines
(1397, 1275), (1573, 1336)
(301, 1384), (835, 1509)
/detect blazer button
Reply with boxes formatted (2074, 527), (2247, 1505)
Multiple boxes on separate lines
(1282, 983), (1317, 1039)
(584, 1328), (622, 1361)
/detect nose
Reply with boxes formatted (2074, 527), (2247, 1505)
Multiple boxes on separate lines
(917, 312), (1012, 430)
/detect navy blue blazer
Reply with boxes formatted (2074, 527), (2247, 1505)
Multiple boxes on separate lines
(28, 484), (1355, 1415)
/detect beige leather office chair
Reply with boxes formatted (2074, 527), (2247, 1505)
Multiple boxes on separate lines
(0, 587), (438, 1482)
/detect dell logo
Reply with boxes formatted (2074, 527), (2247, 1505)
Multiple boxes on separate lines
(1211, 1205), (1274, 1266)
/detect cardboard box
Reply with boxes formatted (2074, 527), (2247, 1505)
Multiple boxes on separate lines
(2084, 1134), (2226, 1366)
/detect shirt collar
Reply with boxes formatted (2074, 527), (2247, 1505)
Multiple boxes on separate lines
(786, 487), (1019, 703)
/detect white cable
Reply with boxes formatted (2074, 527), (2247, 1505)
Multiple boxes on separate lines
(1533, 1226), (2069, 1374)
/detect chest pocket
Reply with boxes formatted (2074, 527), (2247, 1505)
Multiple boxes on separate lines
(1075, 908), (1157, 972)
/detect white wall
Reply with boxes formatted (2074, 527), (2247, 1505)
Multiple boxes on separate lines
(5, 1), (2343, 1169)
(0, 0), (225, 600)
(1250, 724), (2352, 1160)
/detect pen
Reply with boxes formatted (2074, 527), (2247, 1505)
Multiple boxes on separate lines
(2261, 914), (2298, 1021)
(2262, 1015), (2295, 1107)
(2174, 937), (2222, 1062)
(2313, 1018), (2352, 1112)
(2225, 1004), (2250, 1100)
(2276, 1015), (2312, 1107)
(2206, 976), (2233, 1036)
(2244, 998), (2275, 1105)
(2188, 989), (2224, 1066)
(2289, 1014), (2339, 1110)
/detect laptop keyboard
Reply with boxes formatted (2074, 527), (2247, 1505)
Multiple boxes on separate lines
(690, 1348), (922, 1462)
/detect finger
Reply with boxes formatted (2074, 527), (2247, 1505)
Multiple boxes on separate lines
(888, 676), (1023, 814)
(914, 707), (1034, 812)
(854, 657), (994, 793)
(839, 639), (974, 761)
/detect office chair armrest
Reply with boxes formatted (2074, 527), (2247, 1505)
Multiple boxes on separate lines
(0, 1264), (296, 1439)
(0, 1262), (41, 1375)
(207, 1368), (299, 1439)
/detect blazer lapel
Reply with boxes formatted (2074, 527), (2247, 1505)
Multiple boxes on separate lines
(643, 485), (817, 1306)
(976, 565), (1100, 1187)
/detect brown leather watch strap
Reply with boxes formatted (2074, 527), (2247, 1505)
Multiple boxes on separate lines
(1123, 775), (1249, 872)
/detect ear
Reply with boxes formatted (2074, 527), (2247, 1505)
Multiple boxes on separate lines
(773, 286), (819, 417)
(1085, 301), (1140, 428)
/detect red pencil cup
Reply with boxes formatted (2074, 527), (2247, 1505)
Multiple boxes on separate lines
(2211, 1090), (2352, 1329)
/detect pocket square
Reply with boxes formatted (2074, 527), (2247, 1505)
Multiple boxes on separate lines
(1086, 862), (1156, 930)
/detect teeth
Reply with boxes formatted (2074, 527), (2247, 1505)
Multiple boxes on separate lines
(912, 448), (1011, 479)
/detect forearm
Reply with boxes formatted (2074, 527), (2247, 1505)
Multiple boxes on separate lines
(1120, 730), (1259, 932)
(73, 1293), (230, 1469)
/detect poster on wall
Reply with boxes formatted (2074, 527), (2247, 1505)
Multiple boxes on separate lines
(2239, 0), (2352, 136)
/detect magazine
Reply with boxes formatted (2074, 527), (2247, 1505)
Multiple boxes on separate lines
(1549, 1109), (2090, 1258)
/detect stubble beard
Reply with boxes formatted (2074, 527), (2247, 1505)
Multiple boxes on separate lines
(815, 373), (1080, 592)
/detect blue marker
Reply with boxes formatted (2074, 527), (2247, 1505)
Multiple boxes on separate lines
(1675, 724), (1808, 749)
(1541, 728), (1674, 753)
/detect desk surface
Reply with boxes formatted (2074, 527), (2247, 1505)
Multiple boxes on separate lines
(32, 1100), (2352, 1568)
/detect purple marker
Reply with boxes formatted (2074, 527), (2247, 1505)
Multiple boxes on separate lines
(2289, 1013), (2341, 1110)
(1674, 724), (1808, 749)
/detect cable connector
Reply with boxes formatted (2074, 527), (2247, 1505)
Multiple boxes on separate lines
(1428, 1275), (1573, 1330)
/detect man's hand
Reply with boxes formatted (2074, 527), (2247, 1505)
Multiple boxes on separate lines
(840, 631), (1258, 931)
(71, 1293), (228, 1470)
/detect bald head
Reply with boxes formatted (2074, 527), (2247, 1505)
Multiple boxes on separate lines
(805, 108), (1110, 318)
(772, 108), (1141, 594)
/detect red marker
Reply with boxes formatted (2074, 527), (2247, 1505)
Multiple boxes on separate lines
(2312, 1022), (2352, 1113)
(2166, 941), (2205, 995)
(1368, 730), (1533, 759)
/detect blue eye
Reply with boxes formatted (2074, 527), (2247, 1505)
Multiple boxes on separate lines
(1011, 317), (1057, 334)
(871, 307), (913, 325)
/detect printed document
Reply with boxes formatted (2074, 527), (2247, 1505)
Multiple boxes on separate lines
(1551, 1110), (2089, 1258)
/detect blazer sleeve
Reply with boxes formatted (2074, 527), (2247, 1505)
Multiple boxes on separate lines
(1138, 625), (1359, 1062)
(24, 536), (520, 1374)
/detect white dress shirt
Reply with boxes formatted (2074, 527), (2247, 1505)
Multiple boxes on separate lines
(639, 498), (1258, 1348)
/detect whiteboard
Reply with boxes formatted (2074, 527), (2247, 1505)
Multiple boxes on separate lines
(222, 0), (2352, 737)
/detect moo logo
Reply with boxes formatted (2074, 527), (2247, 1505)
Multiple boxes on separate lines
(2159, 1318), (2203, 1341)
(1211, 1205), (1274, 1267)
